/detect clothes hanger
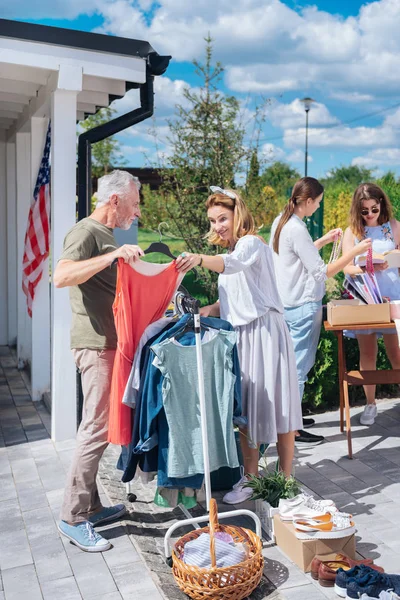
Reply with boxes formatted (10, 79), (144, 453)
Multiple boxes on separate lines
(143, 222), (177, 259)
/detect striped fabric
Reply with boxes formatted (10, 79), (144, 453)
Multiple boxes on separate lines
(22, 123), (51, 317)
(183, 533), (247, 568)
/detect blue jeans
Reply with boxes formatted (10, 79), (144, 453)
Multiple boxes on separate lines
(284, 301), (323, 403)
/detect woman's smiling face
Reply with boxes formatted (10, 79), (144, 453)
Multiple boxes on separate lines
(207, 204), (235, 244)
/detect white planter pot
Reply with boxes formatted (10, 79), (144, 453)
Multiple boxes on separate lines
(255, 499), (279, 542)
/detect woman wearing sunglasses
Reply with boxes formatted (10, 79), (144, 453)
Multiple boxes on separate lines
(271, 177), (371, 446)
(342, 183), (400, 426)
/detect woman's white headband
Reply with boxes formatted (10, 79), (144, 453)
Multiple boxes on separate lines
(210, 186), (236, 200)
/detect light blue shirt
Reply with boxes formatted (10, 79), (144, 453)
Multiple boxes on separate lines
(151, 329), (239, 478)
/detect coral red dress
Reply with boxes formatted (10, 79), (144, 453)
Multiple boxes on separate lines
(108, 259), (181, 445)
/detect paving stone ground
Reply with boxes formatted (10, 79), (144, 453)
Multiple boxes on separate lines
(2, 344), (400, 600)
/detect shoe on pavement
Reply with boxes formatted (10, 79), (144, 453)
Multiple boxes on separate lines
(360, 404), (378, 426)
(223, 476), (253, 504)
(58, 520), (112, 552)
(335, 565), (385, 598)
(303, 417), (315, 428)
(279, 493), (335, 521)
(310, 553), (374, 584)
(89, 504), (127, 527)
(295, 429), (324, 446)
(346, 570), (400, 600)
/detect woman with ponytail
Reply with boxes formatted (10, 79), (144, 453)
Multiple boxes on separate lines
(271, 177), (371, 446)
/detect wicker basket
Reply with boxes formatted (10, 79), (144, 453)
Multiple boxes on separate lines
(171, 498), (264, 599)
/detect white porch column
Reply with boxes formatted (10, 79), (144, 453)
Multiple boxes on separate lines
(6, 139), (17, 345)
(51, 78), (80, 441)
(0, 131), (7, 345)
(16, 130), (32, 368)
(31, 117), (51, 401)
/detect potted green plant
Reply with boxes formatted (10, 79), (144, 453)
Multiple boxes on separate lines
(244, 463), (300, 542)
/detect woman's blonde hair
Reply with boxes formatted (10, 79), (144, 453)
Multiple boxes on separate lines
(350, 183), (393, 240)
(205, 189), (257, 248)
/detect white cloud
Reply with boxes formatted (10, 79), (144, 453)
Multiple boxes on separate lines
(286, 149), (312, 164)
(283, 123), (398, 150)
(330, 92), (375, 104)
(267, 99), (338, 129)
(352, 148), (400, 168)
(260, 143), (286, 162)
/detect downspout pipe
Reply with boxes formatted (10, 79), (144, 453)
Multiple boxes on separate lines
(77, 52), (170, 221)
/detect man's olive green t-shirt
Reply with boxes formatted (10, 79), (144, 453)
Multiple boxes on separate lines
(59, 218), (118, 350)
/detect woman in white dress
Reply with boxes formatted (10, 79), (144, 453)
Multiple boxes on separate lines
(176, 187), (302, 504)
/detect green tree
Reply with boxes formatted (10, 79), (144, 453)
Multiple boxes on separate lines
(159, 36), (250, 301)
(259, 161), (300, 200)
(376, 171), (400, 220)
(322, 165), (375, 189)
(247, 149), (261, 191)
(80, 107), (126, 178)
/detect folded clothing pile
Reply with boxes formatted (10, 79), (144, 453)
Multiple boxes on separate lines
(183, 531), (248, 569)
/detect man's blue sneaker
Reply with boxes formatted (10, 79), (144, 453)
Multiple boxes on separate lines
(346, 571), (400, 600)
(58, 520), (112, 552)
(335, 565), (373, 597)
(88, 504), (127, 527)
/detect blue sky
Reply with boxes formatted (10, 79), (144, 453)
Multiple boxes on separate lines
(14, 0), (400, 180)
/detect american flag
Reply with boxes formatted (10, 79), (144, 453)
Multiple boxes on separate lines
(22, 122), (51, 317)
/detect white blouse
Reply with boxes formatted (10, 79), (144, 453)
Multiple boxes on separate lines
(270, 214), (327, 308)
(218, 235), (284, 327)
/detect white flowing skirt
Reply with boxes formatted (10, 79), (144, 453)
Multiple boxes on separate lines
(236, 309), (302, 446)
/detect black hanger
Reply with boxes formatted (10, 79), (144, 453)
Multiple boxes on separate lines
(144, 222), (177, 259)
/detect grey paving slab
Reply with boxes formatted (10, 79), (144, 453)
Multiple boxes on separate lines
(0, 472), (17, 502)
(69, 553), (119, 599)
(0, 528), (33, 571)
(16, 477), (48, 512)
(33, 537), (73, 583)
(2, 564), (43, 600)
(41, 576), (83, 600)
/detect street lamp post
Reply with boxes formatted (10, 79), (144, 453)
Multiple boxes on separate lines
(300, 97), (323, 239)
(300, 97), (315, 177)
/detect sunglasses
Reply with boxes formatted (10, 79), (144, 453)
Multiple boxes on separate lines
(361, 207), (380, 216)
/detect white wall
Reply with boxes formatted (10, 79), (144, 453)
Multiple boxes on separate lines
(0, 132), (7, 345)
(6, 139), (17, 346)
(16, 131), (32, 367)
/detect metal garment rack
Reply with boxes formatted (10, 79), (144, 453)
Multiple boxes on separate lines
(123, 296), (262, 559)
(163, 305), (261, 562)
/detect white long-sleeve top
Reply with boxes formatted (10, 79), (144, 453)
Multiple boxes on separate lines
(218, 235), (284, 327)
(270, 214), (327, 308)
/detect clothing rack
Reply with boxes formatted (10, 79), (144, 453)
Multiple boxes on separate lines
(163, 302), (262, 563)
(122, 289), (262, 560)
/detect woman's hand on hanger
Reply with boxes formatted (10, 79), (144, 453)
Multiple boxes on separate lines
(175, 252), (201, 273)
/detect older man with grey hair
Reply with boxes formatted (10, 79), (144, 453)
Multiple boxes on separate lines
(54, 169), (143, 552)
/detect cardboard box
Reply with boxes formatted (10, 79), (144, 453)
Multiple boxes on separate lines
(273, 515), (356, 573)
(327, 299), (390, 327)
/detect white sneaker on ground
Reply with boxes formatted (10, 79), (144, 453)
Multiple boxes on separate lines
(360, 403), (378, 425)
(222, 477), (253, 504)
